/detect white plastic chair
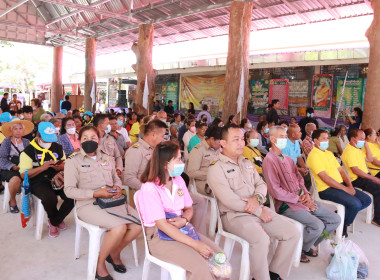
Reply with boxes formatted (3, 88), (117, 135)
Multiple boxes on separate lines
(310, 175), (345, 243)
(134, 191), (186, 280)
(213, 201), (250, 280)
(189, 179), (218, 238)
(32, 195), (47, 240)
(268, 195), (303, 268)
(2, 181), (10, 213)
(74, 207), (139, 280)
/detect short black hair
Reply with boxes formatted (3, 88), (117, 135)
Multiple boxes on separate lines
(195, 121), (208, 129)
(109, 116), (117, 121)
(349, 128), (363, 140)
(240, 118), (248, 128)
(205, 125), (222, 140)
(221, 123), (240, 140)
(202, 104), (208, 111)
(311, 129), (328, 141)
(9, 110), (16, 116)
(72, 109), (79, 115)
(22, 106), (33, 113)
(3, 92), (9, 96)
(93, 114), (108, 127)
(144, 119), (168, 135)
(65, 95), (70, 100)
(257, 121), (268, 133)
(306, 107), (314, 114)
(13, 94), (17, 97)
(228, 115), (235, 123)
(272, 99), (279, 105)
(168, 100), (173, 104)
(279, 120), (289, 127)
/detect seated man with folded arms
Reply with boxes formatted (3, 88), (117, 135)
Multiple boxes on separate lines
(307, 129), (371, 237)
(124, 119), (208, 235)
(341, 128), (380, 227)
(302, 123), (317, 157)
(187, 125), (221, 196)
(263, 126), (340, 263)
(208, 124), (300, 280)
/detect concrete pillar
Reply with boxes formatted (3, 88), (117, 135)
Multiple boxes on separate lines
(131, 24), (157, 115)
(84, 38), (96, 112)
(221, 1), (253, 123)
(51, 46), (63, 113)
(363, 1), (379, 129)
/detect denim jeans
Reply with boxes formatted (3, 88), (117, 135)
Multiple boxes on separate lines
(319, 187), (371, 226)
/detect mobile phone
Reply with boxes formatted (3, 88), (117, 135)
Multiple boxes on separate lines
(107, 190), (120, 193)
(53, 160), (64, 165)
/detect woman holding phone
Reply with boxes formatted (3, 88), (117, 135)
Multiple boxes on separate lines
(137, 141), (224, 280)
(64, 126), (141, 280)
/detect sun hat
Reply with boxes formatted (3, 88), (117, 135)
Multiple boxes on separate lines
(38, 122), (58, 142)
(2, 118), (35, 137)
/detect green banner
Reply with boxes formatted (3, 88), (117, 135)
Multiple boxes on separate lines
(165, 82), (179, 110)
(336, 78), (363, 119)
(250, 79), (269, 114)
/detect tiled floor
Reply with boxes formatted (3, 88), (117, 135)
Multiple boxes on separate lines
(1, 196), (379, 280)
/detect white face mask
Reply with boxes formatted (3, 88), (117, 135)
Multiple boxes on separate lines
(38, 140), (51, 149)
(247, 123), (252, 129)
(66, 127), (76, 135)
(55, 127), (61, 133)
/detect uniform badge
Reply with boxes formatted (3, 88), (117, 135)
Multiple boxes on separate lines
(204, 154), (210, 157)
(132, 144), (139, 148)
(227, 169), (235, 173)
(246, 165), (254, 169)
(177, 188), (184, 197)
(210, 160), (217, 165)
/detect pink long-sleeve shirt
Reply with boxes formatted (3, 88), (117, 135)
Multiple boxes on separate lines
(262, 151), (310, 212)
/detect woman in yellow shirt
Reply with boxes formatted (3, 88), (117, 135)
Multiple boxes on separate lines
(242, 130), (264, 175)
(129, 115), (142, 143)
(364, 128), (380, 178)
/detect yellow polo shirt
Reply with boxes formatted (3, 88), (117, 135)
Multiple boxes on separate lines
(0, 127), (5, 145)
(364, 142), (380, 176)
(242, 146), (263, 174)
(307, 147), (343, 192)
(341, 144), (368, 182)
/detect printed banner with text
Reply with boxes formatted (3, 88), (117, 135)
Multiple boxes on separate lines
(165, 82), (179, 110)
(311, 74), (334, 118)
(180, 75), (225, 117)
(250, 79), (269, 115)
(269, 79), (289, 112)
(336, 78), (364, 119)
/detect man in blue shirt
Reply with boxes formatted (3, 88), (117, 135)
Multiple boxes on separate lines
(282, 124), (312, 190)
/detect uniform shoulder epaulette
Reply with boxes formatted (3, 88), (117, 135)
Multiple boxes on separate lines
(132, 143), (139, 148)
(210, 159), (219, 166)
(194, 143), (201, 149)
(68, 152), (79, 159)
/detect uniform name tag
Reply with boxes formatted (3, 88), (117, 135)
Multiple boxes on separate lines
(227, 169), (235, 173)
(204, 154), (210, 157)
(81, 165), (90, 167)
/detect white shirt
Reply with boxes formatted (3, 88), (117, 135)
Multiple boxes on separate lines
(117, 127), (132, 144)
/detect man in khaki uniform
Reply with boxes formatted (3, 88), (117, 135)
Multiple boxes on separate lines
(124, 119), (209, 235)
(207, 124), (300, 280)
(187, 125), (221, 196)
(94, 114), (123, 177)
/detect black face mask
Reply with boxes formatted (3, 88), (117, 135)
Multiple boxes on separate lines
(82, 140), (98, 153)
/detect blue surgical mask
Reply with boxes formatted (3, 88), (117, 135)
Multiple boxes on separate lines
(307, 113), (314, 118)
(264, 128), (269, 134)
(356, 140), (365, 149)
(168, 163), (185, 177)
(117, 120), (123, 127)
(275, 138), (287, 150)
(319, 141), (329, 151)
(105, 124), (111, 134)
(250, 139), (259, 148)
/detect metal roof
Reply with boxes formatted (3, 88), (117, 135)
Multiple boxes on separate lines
(0, 0), (373, 56)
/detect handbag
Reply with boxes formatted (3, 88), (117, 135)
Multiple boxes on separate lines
(157, 212), (200, 241)
(95, 195), (126, 209)
(9, 141), (22, 165)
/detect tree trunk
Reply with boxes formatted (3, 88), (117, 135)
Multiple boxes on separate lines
(84, 38), (96, 112)
(221, 1), (253, 124)
(132, 24), (157, 115)
(363, 1), (379, 129)
(51, 46), (63, 113)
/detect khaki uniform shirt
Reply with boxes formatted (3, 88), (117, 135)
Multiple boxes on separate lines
(123, 138), (153, 190)
(187, 140), (220, 195)
(207, 154), (267, 218)
(64, 149), (122, 209)
(99, 134), (123, 171)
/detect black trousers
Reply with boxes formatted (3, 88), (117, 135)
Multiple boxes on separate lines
(352, 177), (380, 221)
(31, 180), (74, 227)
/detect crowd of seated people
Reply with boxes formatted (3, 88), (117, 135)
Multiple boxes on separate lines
(1, 98), (378, 280)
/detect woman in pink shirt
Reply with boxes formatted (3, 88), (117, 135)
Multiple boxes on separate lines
(137, 141), (223, 280)
(58, 117), (81, 156)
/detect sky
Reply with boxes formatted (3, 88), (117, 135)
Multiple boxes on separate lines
(0, 14), (372, 86)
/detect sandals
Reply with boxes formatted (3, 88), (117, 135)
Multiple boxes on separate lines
(9, 202), (19, 214)
(300, 252), (310, 263)
(303, 248), (318, 257)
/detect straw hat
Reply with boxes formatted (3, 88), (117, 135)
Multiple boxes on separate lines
(2, 118), (34, 137)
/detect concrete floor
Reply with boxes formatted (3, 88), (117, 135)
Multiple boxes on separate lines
(1, 194), (379, 280)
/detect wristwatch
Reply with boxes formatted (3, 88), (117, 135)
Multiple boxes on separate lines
(254, 194), (266, 205)
(182, 216), (189, 226)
